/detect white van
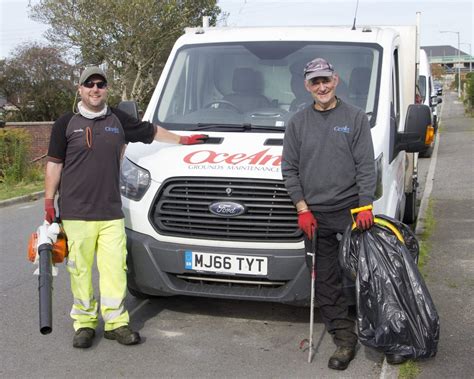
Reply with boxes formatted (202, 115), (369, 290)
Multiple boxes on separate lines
(119, 25), (431, 304)
(418, 48), (442, 157)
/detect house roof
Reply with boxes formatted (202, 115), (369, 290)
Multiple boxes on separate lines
(421, 45), (470, 57)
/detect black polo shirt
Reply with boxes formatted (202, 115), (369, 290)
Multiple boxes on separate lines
(47, 107), (156, 220)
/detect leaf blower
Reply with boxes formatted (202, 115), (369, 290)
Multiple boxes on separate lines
(27, 222), (68, 335)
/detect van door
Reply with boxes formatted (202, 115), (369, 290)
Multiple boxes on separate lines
(386, 48), (405, 218)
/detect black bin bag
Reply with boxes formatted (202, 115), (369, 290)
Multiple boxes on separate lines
(339, 214), (440, 359)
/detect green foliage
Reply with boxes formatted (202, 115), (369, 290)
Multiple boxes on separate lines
(417, 199), (436, 276)
(0, 43), (76, 121)
(465, 72), (474, 111)
(26, 162), (45, 182)
(451, 73), (459, 90)
(0, 129), (32, 184)
(30, 0), (222, 109)
(0, 179), (44, 201)
(399, 359), (421, 379)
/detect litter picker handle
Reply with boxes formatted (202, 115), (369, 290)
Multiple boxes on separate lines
(350, 205), (373, 228)
(308, 230), (318, 363)
(312, 230), (317, 259)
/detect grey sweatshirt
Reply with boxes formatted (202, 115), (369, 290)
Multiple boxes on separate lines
(282, 99), (376, 212)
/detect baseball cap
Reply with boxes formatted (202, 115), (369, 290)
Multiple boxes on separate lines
(304, 58), (334, 80)
(79, 66), (107, 85)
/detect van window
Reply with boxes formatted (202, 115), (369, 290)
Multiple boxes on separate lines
(418, 75), (427, 103)
(389, 48), (401, 162)
(154, 42), (382, 131)
(392, 49), (400, 121)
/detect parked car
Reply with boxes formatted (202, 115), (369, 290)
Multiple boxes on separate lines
(433, 80), (443, 96)
(0, 109), (5, 128)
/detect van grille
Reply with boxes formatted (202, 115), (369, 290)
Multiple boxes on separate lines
(150, 177), (301, 241)
(175, 274), (286, 288)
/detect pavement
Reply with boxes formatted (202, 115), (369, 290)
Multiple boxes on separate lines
(413, 91), (473, 379)
(1, 91), (472, 378)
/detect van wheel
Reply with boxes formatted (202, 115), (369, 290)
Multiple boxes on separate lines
(419, 144), (434, 158)
(433, 115), (438, 131)
(127, 285), (150, 299)
(419, 147), (433, 158)
(403, 191), (417, 224)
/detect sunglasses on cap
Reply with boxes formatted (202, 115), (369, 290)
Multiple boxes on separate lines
(82, 80), (108, 89)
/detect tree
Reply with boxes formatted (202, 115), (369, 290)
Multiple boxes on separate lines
(464, 72), (474, 112)
(431, 64), (444, 80)
(30, 0), (221, 108)
(0, 43), (76, 121)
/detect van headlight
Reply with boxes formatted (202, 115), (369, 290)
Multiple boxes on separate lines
(120, 158), (150, 201)
(374, 153), (383, 201)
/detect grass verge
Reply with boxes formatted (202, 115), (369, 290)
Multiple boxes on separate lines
(0, 180), (43, 201)
(416, 199), (436, 276)
(399, 360), (421, 379)
(398, 199), (436, 379)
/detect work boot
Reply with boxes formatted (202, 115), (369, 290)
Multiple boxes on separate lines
(386, 354), (408, 365)
(328, 346), (356, 370)
(104, 326), (141, 345)
(73, 327), (95, 348)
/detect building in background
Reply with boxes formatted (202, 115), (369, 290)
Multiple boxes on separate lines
(422, 45), (473, 73)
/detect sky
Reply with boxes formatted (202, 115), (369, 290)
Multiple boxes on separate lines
(1, 0), (473, 59)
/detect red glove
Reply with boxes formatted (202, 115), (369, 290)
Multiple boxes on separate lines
(44, 198), (56, 224)
(298, 210), (317, 239)
(179, 134), (208, 145)
(356, 209), (374, 230)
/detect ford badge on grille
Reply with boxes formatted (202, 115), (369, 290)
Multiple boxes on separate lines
(209, 201), (246, 217)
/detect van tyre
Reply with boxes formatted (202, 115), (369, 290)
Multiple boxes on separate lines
(127, 285), (150, 299)
(419, 145), (433, 158)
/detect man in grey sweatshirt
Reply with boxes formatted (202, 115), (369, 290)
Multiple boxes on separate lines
(282, 58), (376, 371)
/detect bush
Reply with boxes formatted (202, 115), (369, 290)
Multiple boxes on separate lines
(0, 129), (32, 184)
(465, 73), (474, 112)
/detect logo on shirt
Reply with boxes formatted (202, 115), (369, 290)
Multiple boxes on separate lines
(334, 125), (351, 134)
(73, 128), (84, 133)
(105, 126), (120, 134)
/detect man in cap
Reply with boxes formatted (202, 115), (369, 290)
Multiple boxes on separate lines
(282, 58), (376, 370)
(44, 66), (208, 348)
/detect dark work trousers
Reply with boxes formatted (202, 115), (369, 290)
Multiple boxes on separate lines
(304, 204), (358, 348)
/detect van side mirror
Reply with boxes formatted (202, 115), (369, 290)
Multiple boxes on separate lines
(430, 95), (442, 106)
(117, 101), (140, 120)
(396, 104), (432, 153)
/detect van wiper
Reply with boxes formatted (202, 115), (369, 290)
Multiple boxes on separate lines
(193, 123), (250, 131)
(193, 123), (285, 132)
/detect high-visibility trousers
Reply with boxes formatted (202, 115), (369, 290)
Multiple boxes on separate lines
(62, 219), (129, 331)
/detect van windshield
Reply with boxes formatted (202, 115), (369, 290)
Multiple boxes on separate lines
(153, 42), (382, 131)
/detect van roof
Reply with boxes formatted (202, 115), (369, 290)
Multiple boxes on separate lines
(181, 25), (415, 45)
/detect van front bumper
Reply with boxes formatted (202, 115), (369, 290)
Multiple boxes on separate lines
(125, 227), (315, 305)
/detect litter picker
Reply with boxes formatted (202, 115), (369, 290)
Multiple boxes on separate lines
(307, 231), (317, 362)
(299, 230), (317, 363)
